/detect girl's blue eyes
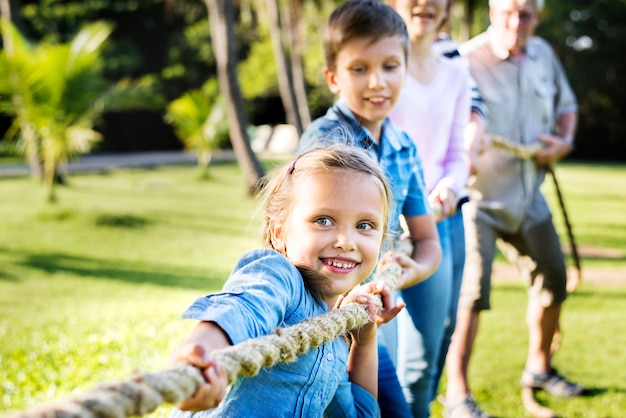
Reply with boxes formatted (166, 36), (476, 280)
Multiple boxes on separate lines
(314, 218), (375, 231)
(357, 222), (374, 231)
(315, 217), (332, 226)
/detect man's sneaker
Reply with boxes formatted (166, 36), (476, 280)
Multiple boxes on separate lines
(521, 368), (587, 397)
(442, 395), (491, 418)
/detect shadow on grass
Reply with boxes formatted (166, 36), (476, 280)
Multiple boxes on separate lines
(0, 246), (227, 290)
(494, 280), (626, 299)
(94, 214), (152, 228)
(0, 266), (17, 281)
(32, 203), (256, 237)
(153, 209), (258, 237)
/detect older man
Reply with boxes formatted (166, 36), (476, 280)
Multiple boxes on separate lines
(441, 1), (585, 417)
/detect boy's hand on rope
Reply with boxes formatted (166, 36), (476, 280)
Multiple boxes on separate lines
(169, 326), (229, 412)
(378, 248), (427, 290)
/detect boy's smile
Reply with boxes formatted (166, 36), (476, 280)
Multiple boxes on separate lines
(324, 35), (407, 141)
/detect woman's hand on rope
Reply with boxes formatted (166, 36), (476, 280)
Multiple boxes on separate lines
(429, 184), (457, 221)
(169, 323), (230, 411)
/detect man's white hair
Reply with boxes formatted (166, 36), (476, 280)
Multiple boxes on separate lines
(489, 0), (544, 12)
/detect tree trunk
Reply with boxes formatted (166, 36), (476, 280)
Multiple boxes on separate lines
(286, 0), (311, 130)
(205, 0), (265, 195)
(460, 0), (476, 42)
(0, 0), (21, 31)
(43, 158), (58, 203)
(265, 0), (303, 135)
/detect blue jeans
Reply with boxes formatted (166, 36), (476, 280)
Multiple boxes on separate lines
(396, 211), (466, 417)
(436, 209), (465, 389)
(378, 341), (413, 417)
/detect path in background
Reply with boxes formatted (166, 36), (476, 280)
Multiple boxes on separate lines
(0, 150), (235, 178)
(0, 123), (300, 179)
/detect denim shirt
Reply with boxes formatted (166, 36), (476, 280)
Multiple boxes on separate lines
(170, 249), (380, 418)
(298, 100), (431, 243)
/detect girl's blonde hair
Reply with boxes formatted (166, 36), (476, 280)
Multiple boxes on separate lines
(259, 144), (393, 253)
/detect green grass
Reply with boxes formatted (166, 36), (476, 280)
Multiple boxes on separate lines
(543, 162), (626, 269)
(1, 161), (625, 418)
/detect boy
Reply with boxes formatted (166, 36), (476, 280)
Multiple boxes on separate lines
(297, 1), (442, 416)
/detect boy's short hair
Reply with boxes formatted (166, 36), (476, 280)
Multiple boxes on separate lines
(323, 0), (409, 71)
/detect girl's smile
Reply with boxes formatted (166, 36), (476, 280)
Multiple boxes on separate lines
(271, 168), (386, 306)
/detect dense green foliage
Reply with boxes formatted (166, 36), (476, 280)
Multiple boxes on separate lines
(1, 161), (625, 417)
(0, 19), (160, 201)
(533, 1), (626, 161)
(2, 1), (621, 160)
(0, 0), (624, 162)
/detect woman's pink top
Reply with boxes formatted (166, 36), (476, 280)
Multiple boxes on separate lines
(389, 56), (471, 197)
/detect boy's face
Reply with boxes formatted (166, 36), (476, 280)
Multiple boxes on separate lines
(324, 35), (407, 140)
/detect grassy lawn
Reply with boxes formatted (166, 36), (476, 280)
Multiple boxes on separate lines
(1, 160), (625, 417)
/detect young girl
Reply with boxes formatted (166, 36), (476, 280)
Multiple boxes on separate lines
(169, 145), (404, 417)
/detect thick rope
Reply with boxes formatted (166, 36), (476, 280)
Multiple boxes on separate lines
(489, 135), (543, 160)
(8, 240), (413, 418)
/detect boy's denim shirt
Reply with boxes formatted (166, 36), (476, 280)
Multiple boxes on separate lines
(298, 99), (431, 244)
(170, 249), (380, 418)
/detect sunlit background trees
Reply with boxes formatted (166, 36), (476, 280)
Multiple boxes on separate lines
(1, 0), (624, 185)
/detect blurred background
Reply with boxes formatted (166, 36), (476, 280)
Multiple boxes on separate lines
(0, 0), (624, 160)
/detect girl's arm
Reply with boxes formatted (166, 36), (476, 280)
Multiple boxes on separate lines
(169, 321), (231, 411)
(347, 327), (378, 397)
(340, 281), (403, 396)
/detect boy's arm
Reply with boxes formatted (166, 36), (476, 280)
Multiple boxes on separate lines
(394, 214), (442, 290)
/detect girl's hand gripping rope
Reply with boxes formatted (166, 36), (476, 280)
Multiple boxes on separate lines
(169, 324), (230, 412)
(337, 280), (405, 341)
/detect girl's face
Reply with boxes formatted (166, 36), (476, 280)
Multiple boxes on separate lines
(391, 0), (449, 41)
(271, 169), (385, 306)
(324, 35), (407, 140)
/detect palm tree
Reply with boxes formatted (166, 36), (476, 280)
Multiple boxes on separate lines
(0, 19), (161, 202)
(165, 89), (229, 178)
